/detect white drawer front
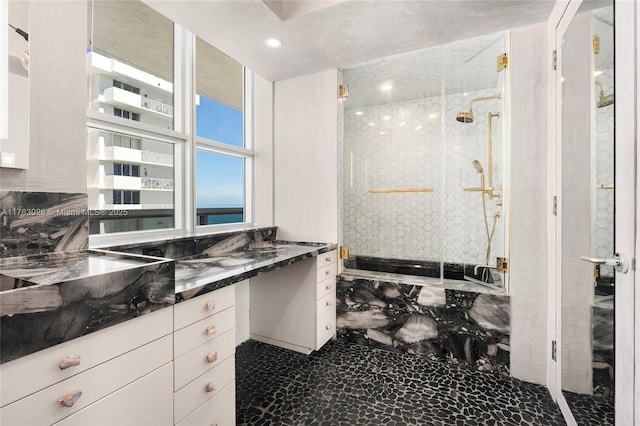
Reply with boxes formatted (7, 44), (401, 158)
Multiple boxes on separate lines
(315, 276), (335, 300)
(1, 335), (172, 426)
(176, 381), (235, 426)
(174, 329), (235, 391)
(174, 307), (235, 358)
(53, 363), (173, 426)
(174, 285), (235, 331)
(0, 307), (173, 408)
(315, 309), (335, 350)
(316, 263), (337, 283)
(174, 356), (235, 423)
(316, 250), (336, 269)
(316, 291), (335, 317)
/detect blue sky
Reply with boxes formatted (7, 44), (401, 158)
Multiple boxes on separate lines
(195, 96), (244, 208)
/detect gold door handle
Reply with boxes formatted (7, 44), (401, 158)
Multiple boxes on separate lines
(57, 391), (82, 407)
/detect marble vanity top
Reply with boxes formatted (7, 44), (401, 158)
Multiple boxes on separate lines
(174, 240), (337, 300)
(0, 249), (168, 290)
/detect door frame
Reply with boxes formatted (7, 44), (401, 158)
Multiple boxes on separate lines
(547, 0), (638, 424)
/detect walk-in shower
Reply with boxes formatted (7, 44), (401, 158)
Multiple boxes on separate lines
(339, 30), (510, 293)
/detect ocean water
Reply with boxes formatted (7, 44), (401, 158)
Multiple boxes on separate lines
(205, 213), (243, 225)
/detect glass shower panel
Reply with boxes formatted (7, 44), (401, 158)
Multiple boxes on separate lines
(340, 31), (509, 291)
(452, 33), (509, 289)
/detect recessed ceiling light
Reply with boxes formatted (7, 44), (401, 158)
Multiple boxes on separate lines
(265, 38), (283, 48)
(383, 115), (391, 121)
(368, 122), (375, 126)
(380, 131), (386, 135)
(380, 83), (393, 91)
(355, 111), (363, 115)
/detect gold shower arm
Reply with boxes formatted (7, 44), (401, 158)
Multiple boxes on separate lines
(466, 94), (502, 111)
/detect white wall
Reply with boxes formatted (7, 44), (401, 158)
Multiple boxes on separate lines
(272, 69), (339, 244)
(508, 22), (549, 385)
(0, 1), (87, 193)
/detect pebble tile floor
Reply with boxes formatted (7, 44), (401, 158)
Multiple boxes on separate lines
(236, 339), (568, 425)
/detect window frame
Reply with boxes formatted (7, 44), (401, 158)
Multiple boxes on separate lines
(88, 21), (254, 247)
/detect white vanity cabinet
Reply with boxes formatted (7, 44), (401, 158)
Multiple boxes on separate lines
(0, 308), (174, 426)
(250, 250), (337, 354)
(173, 285), (236, 425)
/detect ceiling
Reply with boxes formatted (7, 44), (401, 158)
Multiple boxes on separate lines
(143, 0), (556, 82)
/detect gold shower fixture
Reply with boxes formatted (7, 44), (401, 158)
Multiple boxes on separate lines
(456, 94), (501, 123)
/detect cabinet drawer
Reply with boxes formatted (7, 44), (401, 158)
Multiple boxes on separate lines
(174, 329), (235, 391)
(316, 291), (335, 317)
(174, 356), (235, 423)
(52, 363), (173, 426)
(174, 307), (235, 358)
(0, 307), (173, 408)
(316, 250), (336, 269)
(316, 263), (337, 282)
(0, 335), (172, 426)
(176, 381), (235, 426)
(316, 276), (335, 300)
(174, 285), (235, 331)
(315, 309), (335, 350)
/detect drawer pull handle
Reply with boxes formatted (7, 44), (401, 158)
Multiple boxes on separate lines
(206, 326), (217, 335)
(325, 269), (331, 276)
(205, 300), (216, 311)
(59, 355), (81, 370)
(206, 383), (216, 393)
(325, 284), (332, 290)
(325, 257), (332, 262)
(325, 301), (332, 307)
(207, 352), (218, 363)
(325, 324), (332, 330)
(57, 391), (82, 407)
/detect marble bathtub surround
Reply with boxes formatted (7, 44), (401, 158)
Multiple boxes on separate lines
(0, 191), (89, 258)
(337, 275), (511, 375)
(109, 228), (336, 302)
(0, 250), (175, 363)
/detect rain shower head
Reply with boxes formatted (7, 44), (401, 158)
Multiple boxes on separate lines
(595, 80), (614, 108)
(597, 93), (614, 108)
(472, 160), (484, 174)
(456, 111), (474, 123)
(456, 94), (501, 124)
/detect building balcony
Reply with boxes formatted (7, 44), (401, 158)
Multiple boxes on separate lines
(100, 176), (174, 191)
(102, 86), (173, 118)
(98, 146), (173, 167)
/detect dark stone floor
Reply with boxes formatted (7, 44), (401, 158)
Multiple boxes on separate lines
(236, 339), (567, 425)
(564, 391), (614, 426)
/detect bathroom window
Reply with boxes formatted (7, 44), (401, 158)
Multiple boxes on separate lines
(87, 0), (252, 241)
(194, 36), (252, 227)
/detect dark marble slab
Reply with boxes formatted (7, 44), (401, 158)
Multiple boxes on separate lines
(0, 191), (89, 258)
(592, 301), (614, 400)
(336, 275), (511, 376)
(0, 250), (174, 364)
(109, 228), (337, 302)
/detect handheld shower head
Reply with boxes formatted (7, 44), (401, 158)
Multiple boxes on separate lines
(472, 160), (484, 174)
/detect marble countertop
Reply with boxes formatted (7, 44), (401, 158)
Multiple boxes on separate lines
(174, 240), (337, 301)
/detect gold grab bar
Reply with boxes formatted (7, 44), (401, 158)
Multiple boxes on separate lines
(367, 187), (433, 193)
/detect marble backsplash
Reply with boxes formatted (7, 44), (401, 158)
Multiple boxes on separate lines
(337, 275), (511, 375)
(0, 191), (89, 258)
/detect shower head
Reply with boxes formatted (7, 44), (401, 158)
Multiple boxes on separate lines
(472, 160), (484, 174)
(595, 80), (614, 108)
(456, 111), (474, 123)
(456, 94), (501, 124)
(597, 93), (614, 108)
